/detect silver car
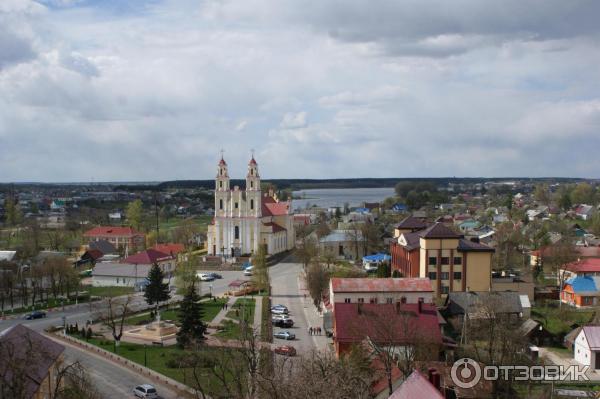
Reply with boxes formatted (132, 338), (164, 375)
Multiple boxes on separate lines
(274, 331), (295, 340)
(133, 384), (158, 398)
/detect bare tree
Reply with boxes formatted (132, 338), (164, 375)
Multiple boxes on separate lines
(52, 360), (102, 399)
(296, 235), (317, 270)
(98, 295), (133, 351)
(546, 238), (578, 308)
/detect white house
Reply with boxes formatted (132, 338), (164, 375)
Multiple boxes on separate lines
(91, 262), (171, 288)
(574, 326), (600, 370)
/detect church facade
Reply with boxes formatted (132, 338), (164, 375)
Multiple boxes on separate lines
(206, 156), (295, 257)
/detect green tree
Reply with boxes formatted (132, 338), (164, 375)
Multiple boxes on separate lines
(4, 197), (22, 226)
(126, 199), (143, 231)
(590, 213), (600, 237)
(571, 183), (595, 205)
(144, 263), (171, 316)
(252, 244), (269, 294)
(533, 184), (551, 205)
(305, 262), (330, 311)
(176, 281), (206, 348)
(559, 190), (572, 211)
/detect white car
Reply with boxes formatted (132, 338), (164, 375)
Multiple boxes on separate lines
(272, 314), (291, 321)
(243, 269), (253, 276)
(197, 273), (214, 281)
(133, 384), (158, 398)
(271, 307), (288, 315)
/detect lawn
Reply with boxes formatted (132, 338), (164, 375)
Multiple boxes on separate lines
(125, 298), (228, 325)
(215, 298), (255, 339)
(531, 304), (594, 336)
(158, 215), (213, 233)
(87, 286), (135, 297)
(73, 336), (238, 394)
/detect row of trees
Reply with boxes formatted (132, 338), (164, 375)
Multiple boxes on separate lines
(0, 256), (81, 313)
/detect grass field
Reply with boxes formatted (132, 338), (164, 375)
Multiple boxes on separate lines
(215, 298), (255, 339)
(125, 298), (227, 325)
(531, 304), (594, 336)
(88, 286), (135, 297)
(74, 336), (237, 393)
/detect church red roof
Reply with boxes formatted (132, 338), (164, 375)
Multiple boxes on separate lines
(219, 157), (227, 166)
(264, 222), (286, 232)
(249, 157), (257, 165)
(261, 195), (291, 216)
(153, 243), (185, 256)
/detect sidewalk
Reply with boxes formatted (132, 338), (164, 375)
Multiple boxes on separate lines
(297, 275), (331, 352)
(210, 296), (236, 326)
(253, 295), (263, 331)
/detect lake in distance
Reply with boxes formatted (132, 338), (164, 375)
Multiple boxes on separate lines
(291, 187), (395, 210)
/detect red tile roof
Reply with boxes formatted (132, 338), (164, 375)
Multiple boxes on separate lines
(152, 243), (185, 256)
(389, 370), (444, 399)
(565, 258), (600, 273)
(249, 157), (257, 165)
(333, 302), (442, 345)
(122, 249), (173, 265)
(331, 277), (433, 293)
(219, 157), (227, 166)
(261, 195), (291, 216)
(263, 222), (286, 233)
(84, 226), (143, 237)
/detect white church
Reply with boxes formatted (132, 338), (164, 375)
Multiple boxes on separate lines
(206, 155), (295, 257)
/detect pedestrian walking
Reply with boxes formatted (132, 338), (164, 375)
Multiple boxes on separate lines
(319, 327), (322, 335)
(309, 327), (313, 335)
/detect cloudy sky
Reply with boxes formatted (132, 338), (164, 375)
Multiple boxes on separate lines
(1, 0), (600, 182)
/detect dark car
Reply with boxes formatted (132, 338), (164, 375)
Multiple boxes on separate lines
(23, 311), (47, 320)
(274, 345), (297, 357)
(208, 272), (223, 279)
(273, 318), (294, 328)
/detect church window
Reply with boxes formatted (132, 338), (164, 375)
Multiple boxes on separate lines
(250, 181), (253, 188)
(219, 181), (223, 188)
(235, 226), (240, 240)
(250, 199), (254, 209)
(235, 202), (239, 209)
(251, 169), (254, 176)
(219, 199), (223, 209)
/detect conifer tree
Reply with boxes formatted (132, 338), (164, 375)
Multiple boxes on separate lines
(144, 262), (171, 317)
(176, 281), (205, 348)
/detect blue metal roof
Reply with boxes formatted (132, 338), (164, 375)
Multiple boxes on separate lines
(362, 253), (391, 262)
(566, 276), (599, 293)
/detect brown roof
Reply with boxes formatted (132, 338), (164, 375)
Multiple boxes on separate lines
(389, 370), (444, 399)
(0, 325), (65, 399)
(396, 216), (428, 230)
(399, 231), (421, 251)
(83, 226), (143, 238)
(417, 222), (461, 239)
(458, 239), (494, 253)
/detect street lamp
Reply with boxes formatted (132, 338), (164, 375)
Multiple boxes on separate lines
(144, 344), (147, 367)
(209, 284), (213, 298)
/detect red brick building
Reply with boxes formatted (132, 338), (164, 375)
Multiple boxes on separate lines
(83, 226), (145, 251)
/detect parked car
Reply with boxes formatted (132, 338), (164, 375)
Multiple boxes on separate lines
(197, 273), (215, 281)
(23, 311), (46, 320)
(272, 314), (291, 321)
(243, 269), (253, 276)
(274, 331), (295, 340)
(133, 384), (158, 398)
(271, 306), (289, 315)
(274, 345), (297, 357)
(208, 272), (223, 279)
(273, 318), (294, 328)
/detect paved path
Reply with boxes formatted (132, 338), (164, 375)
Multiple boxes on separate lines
(210, 296), (236, 325)
(269, 262), (333, 354)
(254, 294), (263, 331)
(539, 347), (600, 381)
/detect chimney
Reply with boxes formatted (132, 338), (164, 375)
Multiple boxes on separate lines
(428, 368), (441, 391)
(417, 298), (424, 314)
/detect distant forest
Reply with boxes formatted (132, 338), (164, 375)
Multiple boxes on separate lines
(0, 177), (587, 193)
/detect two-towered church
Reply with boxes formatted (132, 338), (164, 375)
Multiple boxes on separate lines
(206, 155), (295, 257)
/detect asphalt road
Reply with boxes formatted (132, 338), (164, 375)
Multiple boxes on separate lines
(269, 262), (317, 355)
(0, 270), (246, 398)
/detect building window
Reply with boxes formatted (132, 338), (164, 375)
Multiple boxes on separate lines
(441, 286), (449, 294)
(235, 202), (239, 209)
(344, 298), (351, 303)
(250, 199), (254, 209)
(386, 298), (393, 304)
(454, 256), (462, 265)
(235, 226), (240, 240)
(441, 257), (450, 265)
(440, 272), (449, 280)
(428, 272), (437, 280)
(400, 297), (407, 304)
(369, 298), (378, 304)
(339, 245), (344, 256)
(219, 180), (223, 188)
(428, 257), (437, 266)
(453, 272), (462, 280)
(357, 298), (364, 303)
(219, 199), (223, 209)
